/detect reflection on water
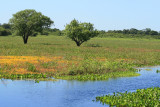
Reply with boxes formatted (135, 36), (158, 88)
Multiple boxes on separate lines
(0, 66), (160, 107)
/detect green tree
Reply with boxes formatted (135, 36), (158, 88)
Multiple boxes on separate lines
(123, 29), (130, 34)
(65, 19), (98, 46)
(9, 9), (53, 44)
(149, 30), (158, 35)
(2, 23), (11, 29)
(0, 27), (11, 36)
(143, 28), (151, 35)
(129, 28), (138, 34)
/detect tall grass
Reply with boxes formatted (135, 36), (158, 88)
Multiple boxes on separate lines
(1, 35), (160, 66)
(0, 35), (160, 80)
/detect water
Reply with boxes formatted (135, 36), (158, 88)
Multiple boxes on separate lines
(0, 66), (160, 107)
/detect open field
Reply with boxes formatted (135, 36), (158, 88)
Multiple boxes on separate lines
(0, 35), (160, 80)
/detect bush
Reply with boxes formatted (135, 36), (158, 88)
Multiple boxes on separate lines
(67, 59), (137, 76)
(41, 31), (49, 36)
(26, 63), (38, 72)
(31, 32), (38, 37)
(0, 27), (11, 36)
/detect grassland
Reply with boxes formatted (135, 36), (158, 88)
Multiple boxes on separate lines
(0, 35), (160, 80)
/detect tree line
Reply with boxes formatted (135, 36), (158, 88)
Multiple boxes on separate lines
(0, 23), (12, 36)
(107, 28), (160, 35)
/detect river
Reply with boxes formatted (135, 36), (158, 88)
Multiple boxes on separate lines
(0, 66), (160, 107)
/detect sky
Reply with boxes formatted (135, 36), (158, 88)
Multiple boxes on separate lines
(1, 0), (160, 31)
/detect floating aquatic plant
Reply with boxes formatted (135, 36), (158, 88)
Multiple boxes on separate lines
(96, 87), (160, 107)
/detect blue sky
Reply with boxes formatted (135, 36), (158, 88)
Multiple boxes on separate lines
(1, 0), (160, 31)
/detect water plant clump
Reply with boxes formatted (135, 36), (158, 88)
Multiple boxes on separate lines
(56, 59), (140, 81)
(96, 87), (160, 107)
(0, 73), (47, 79)
(156, 69), (160, 73)
(67, 59), (137, 75)
(56, 71), (140, 81)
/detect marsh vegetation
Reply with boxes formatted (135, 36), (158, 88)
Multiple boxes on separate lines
(0, 35), (160, 80)
(96, 87), (160, 107)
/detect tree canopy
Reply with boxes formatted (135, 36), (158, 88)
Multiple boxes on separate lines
(108, 28), (159, 36)
(9, 9), (53, 44)
(0, 27), (11, 36)
(65, 19), (98, 46)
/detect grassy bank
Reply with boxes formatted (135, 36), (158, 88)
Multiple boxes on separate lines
(0, 35), (160, 80)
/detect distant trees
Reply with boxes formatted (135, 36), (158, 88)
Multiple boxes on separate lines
(65, 19), (99, 46)
(42, 28), (62, 36)
(0, 23), (11, 36)
(9, 9), (53, 44)
(1, 23), (11, 29)
(143, 28), (151, 35)
(129, 28), (138, 34)
(149, 31), (158, 35)
(0, 27), (11, 36)
(107, 28), (160, 36)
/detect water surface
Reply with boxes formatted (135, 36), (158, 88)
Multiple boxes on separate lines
(0, 66), (160, 107)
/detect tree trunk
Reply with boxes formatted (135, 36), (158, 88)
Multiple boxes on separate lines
(23, 35), (29, 44)
(75, 41), (81, 46)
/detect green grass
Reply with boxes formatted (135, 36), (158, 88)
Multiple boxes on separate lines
(56, 72), (140, 81)
(55, 59), (140, 81)
(0, 35), (160, 80)
(96, 87), (160, 107)
(1, 35), (160, 61)
(2, 36), (160, 65)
